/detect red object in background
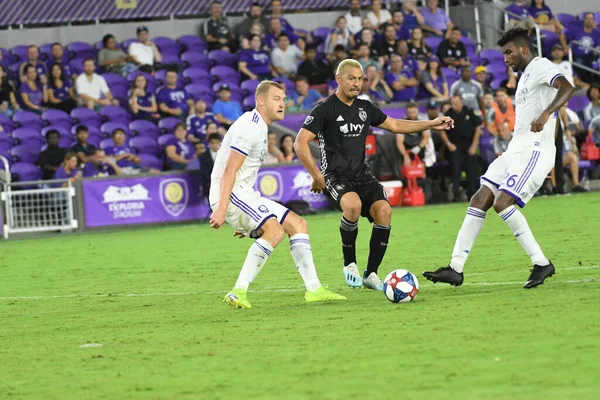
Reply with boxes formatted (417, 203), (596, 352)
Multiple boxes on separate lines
(580, 133), (600, 160)
(401, 154), (425, 179)
(400, 155), (425, 207)
(382, 181), (403, 207)
(365, 134), (377, 156)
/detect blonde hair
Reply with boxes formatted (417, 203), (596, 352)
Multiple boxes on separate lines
(255, 80), (286, 103)
(336, 59), (363, 76)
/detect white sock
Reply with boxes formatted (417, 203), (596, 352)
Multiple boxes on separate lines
(498, 206), (549, 266)
(233, 238), (273, 290)
(450, 207), (487, 273)
(289, 234), (321, 292)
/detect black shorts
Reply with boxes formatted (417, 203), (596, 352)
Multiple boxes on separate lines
(324, 175), (388, 222)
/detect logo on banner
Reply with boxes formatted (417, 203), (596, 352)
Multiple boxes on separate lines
(259, 174), (279, 196)
(256, 170), (283, 200)
(115, 0), (137, 9)
(292, 171), (327, 201)
(102, 184), (150, 219)
(160, 178), (189, 217)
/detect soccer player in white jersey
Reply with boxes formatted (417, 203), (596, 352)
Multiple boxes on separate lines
(424, 27), (575, 289)
(209, 80), (346, 308)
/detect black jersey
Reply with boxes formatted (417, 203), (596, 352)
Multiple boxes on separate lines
(302, 95), (388, 182)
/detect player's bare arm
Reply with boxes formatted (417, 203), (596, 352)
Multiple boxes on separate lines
(294, 128), (325, 193)
(209, 150), (246, 229)
(377, 115), (454, 134)
(531, 76), (574, 132)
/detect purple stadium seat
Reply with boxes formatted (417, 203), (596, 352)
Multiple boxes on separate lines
(0, 114), (14, 133)
(13, 111), (44, 131)
(480, 135), (496, 164)
(480, 48), (504, 64)
(230, 92), (243, 103)
(211, 81), (243, 95)
(11, 162), (42, 182)
(67, 41), (96, 60)
(41, 125), (70, 138)
(441, 67), (458, 78)
(161, 53), (182, 67)
(242, 96), (256, 111)
(185, 83), (215, 102)
(155, 69), (185, 87)
(312, 27), (333, 45)
(153, 37), (180, 55)
(70, 124), (102, 138)
(240, 79), (260, 96)
(39, 43), (53, 60)
(10, 45), (29, 63)
(180, 52), (211, 70)
(12, 128), (45, 147)
(129, 120), (160, 139)
(86, 135), (101, 148)
(71, 107), (103, 128)
(103, 73), (129, 89)
(0, 134), (13, 150)
(157, 134), (175, 148)
(99, 105), (132, 124)
(425, 37), (443, 52)
(177, 35), (208, 53)
(541, 31), (560, 55)
(11, 145), (40, 164)
(41, 136), (74, 150)
(568, 95), (588, 113)
(42, 109), (73, 128)
(208, 50), (239, 68)
(556, 13), (577, 27)
(486, 62), (507, 81)
(100, 121), (130, 137)
(158, 118), (181, 135)
(122, 38), (138, 49)
(490, 78), (503, 90)
(273, 77), (295, 91)
(129, 136), (160, 157)
(69, 58), (87, 75)
(99, 138), (116, 150)
(183, 67), (212, 85)
(138, 153), (163, 170)
(596, 11), (600, 26)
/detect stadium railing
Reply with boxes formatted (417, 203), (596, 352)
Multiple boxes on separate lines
(567, 41), (600, 80)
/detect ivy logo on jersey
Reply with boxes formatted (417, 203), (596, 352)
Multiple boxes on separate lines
(340, 123), (349, 134)
(159, 178), (189, 217)
(358, 108), (367, 122)
(303, 116), (314, 125)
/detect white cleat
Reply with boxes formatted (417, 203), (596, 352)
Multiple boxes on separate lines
(343, 263), (363, 288)
(363, 271), (384, 291)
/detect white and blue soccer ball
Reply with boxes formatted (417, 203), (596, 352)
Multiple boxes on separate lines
(383, 269), (419, 303)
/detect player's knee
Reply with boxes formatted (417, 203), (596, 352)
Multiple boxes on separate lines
(294, 216), (308, 233)
(342, 200), (362, 220)
(493, 197), (512, 214)
(470, 187), (494, 211)
(261, 219), (286, 246)
(371, 202), (392, 225)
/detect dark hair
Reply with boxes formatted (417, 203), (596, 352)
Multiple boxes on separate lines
(63, 151), (77, 164)
(45, 129), (60, 139)
(49, 63), (65, 88)
(406, 100), (418, 109)
(166, 67), (178, 75)
(0, 65), (12, 92)
(251, 2), (261, 7)
(249, 34), (261, 42)
(497, 27), (533, 51)
(530, 0), (545, 6)
(295, 75), (308, 84)
(279, 133), (295, 156)
(24, 64), (36, 75)
(427, 59), (442, 76)
(587, 84), (600, 100)
(133, 74), (148, 91)
(584, 12), (594, 19)
(334, 44), (346, 52)
(51, 42), (62, 49)
(102, 34), (115, 48)
(277, 32), (289, 40)
(111, 128), (125, 137)
(451, 26), (461, 32)
(75, 125), (89, 135)
(207, 133), (221, 142)
(27, 45), (38, 51)
(383, 23), (395, 31)
(305, 44), (317, 52)
(174, 122), (187, 132)
(496, 87), (508, 95)
(83, 58), (95, 65)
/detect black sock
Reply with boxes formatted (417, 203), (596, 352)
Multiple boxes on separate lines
(365, 224), (391, 276)
(339, 216), (358, 266)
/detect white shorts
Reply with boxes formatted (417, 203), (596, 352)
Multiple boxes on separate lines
(480, 148), (555, 207)
(210, 190), (290, 237)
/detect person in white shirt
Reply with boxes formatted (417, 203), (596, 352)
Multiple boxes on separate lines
(209, 80), (345, 308)
(271, 33), (304, 78)
(128, 26), (162, 72)
(344, 0), (363, 35)
(366, 0), (392, 30)
(75, 59), (119, 110)
(424, 27), (575, 289)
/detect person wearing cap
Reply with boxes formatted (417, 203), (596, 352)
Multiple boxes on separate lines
(128, 26), (162, 73)
(202, 1), (236, 52)
(474, 65), (491, 93)
(156, 69), (194, 120)
(436, 27), (468, 68)
(212, 84), (243, 129)
(419, 55), (448, 101)
(450, 64), (484, 115)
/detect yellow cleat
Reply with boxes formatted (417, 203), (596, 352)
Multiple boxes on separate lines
(223, 289), (252, 309)
(305, 286), (347, 303)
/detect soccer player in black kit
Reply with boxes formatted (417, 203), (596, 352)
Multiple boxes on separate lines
(295, 59), (454, 290)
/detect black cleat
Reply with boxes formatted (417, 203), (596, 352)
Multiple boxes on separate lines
(523, 262), (555, 289)
(423, 266), (464, 286)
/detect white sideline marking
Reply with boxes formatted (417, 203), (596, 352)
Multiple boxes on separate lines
(467, 265), (598, 277)
(79, 343), (102, 348)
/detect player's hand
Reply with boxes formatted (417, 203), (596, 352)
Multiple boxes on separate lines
(233, 230), (246, 239)
(310, 173), (326, 193)
(432, 116), (454, 130)
(531, 111), (550, 133)
(468, 145), (477, 156)
(447, 143), (457, 152)
(209, 208), (226, 230)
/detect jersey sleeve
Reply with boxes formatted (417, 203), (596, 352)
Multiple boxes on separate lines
(301, 102), (326, 136)
(537, 58), (563, 87)
(369, 101), (388, 126)
(229, 116), (258, 157)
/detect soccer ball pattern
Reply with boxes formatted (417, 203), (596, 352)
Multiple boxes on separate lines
(383, 269), (419, 303)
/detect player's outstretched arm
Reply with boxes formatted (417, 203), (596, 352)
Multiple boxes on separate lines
(377, 115), (454, 135)
(294, 128), (325, 193)
(531, 76), (574, 133)
(209, 151), (246, 229)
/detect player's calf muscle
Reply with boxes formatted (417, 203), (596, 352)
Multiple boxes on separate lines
(470, 187), (494, 211)
(259, 219), (286, 247)
(282, 212), (308, 236)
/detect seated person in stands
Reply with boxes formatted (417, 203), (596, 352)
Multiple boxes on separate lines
(194, 141), (206, 157)
(326, 45), (348, 76)
(482, 92), (494, 120)
(235, 3), (269, 48)
(264, 131), (284, 164)
(583, 85), (600, 122)
(199, 133), (221, 198)
(19, 64), (48, 114)
(436, 27), (468, 69)
(559, 130), (587, 192)
(419, 56), (448, 101)
(239, 22), (266, 50)
(47, 63), (77, 114)
(355, 29), (382, 66)
(98, 34), (136, 76)
(128, 26), (162, 73)
(390, 10), (411, 41)
(75, 59), (119, 110)
(528, 0), (566, 36)
(475, 66), (491, 93)
(325, 16), (355, 54)
(164, 122), (194, 170)
(279, 133), (297, 162)
(156, 69), (194, 120)
(357, 70), (385, 105)
(385, 54), (418, 102)
(492, 122), (512, 156)
(366, 0), (392, 31)
(18, 45), (47, 84)
(270, 33), (304, 79)
(82, 148), (122, 177)
(486, 87), (515, 136)
(264, 18), (304, 51)
(408, 27), (432, 66)
(238, 34), (273, 80)
(288, 76), (323, 111)
(365, 65), (393, 103)
(499, 66), (518, 96)
(420, 0), (453, 38)
(395, 40), (420, 78)
(53, 152), (81, 187)
(129, 74), (158, 121)
(378, 24), (400, 64)
(46, 43), (74, 81)
(395, 102), (431, 167)
(297, 45), (333, 87)
(71, 125), (109, 168)
(186, 99), (222, 143)
(38, 129), (67, 180)
(104, 128), (147, 175)
(566, 12), (600, 85)
(202, 1), (236, 52)
(212, 84), (243, 129)
(0, 66), (20, 117)
(356, 42), (380, 72)
(504, 0), (533, 28)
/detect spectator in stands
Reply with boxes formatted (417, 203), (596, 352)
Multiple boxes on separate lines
(366, 0), (392, 31)
(378, 24), (400, 64)
(71, 125), (99, 165)
(353, 17), (377, 45)
(46, 43), (73, 81)
(401, 0), (425, 32)
(591, 114), (600, 146)
(505, 0), (532, 27)
(129, 74), (158, 122)
(420, 0), (453, 38)
(266, 18), (304, 51)
(474, 65), (491, 93)
(236, 2), (270, 42)
(419, 56), (448, 101)
(104, 128), (152, 175)
(366, 65), (393, 103)
(269, 0), (309, 43)
(426, 99), (444, 149)
(38, 130), (67, 180)
(165, 122), (194, 170)
(356, 43), (380, 73)
(559, 129), (587, 192)
(195, 141), (206, 157)
(583, 85), (600, 122)
(82, 148), (122, 177)
(0, 66), (19, 117)
(566, 12), (600, 85)
(325, 16), (355, 54)
(500, 66), (518, 96)
(298, 45), (332, 87)
(280, 133), (297, 162)
(345, 0), (363, 35)
(156, 69), (194, 120)
(486, 87), (515, 136)
(493, 122), (512, 156)
(54, 152), (81, 186)
(288, 76), (323, 111)
(358, 70), (385, 105)
(327, 44), (349, 74)
(396, 101), (431, 166)
(450, 65), (484, 115)
(528, 0), (565, 35)
(238, 35), (273, 81)
(409, 27), (433, 65)
(240, 23), (267, 50)
(264, 131), (284, 164)
(18, 45), (47, 84)
(187, 99), (222, 143)
(385, 54), (418, 102)
(482, 92), (494, 120)
(437, 27), (468, 68)
(19, 64), (48, 114)
(47, 63), (77, 114)
(199, 133), (221, 197)
(212, 84), (243, 129)
(99, 34), (136, 76)
(356, 28), (381, 62)
(441, 95), (481, 201)
(202, 1), (236, 52)
(562, 107), (585, 148)
(75, 59), (119, 110)
(550, 44), (587, 90)
(271, 33), (304, 79)
(128, 26), (162, 73)
(390, 10), (411, 41)
(395, 40), (420, 78)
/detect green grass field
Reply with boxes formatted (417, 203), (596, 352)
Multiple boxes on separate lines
(1, 193), (599, 400)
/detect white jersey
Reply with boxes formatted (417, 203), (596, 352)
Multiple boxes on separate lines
(508, 57), (563, 154)
(554, 60), (574, 86)
(210, 110), (268, 196)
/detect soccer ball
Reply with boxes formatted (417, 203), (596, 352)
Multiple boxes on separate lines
(383, 269), (419, 303)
